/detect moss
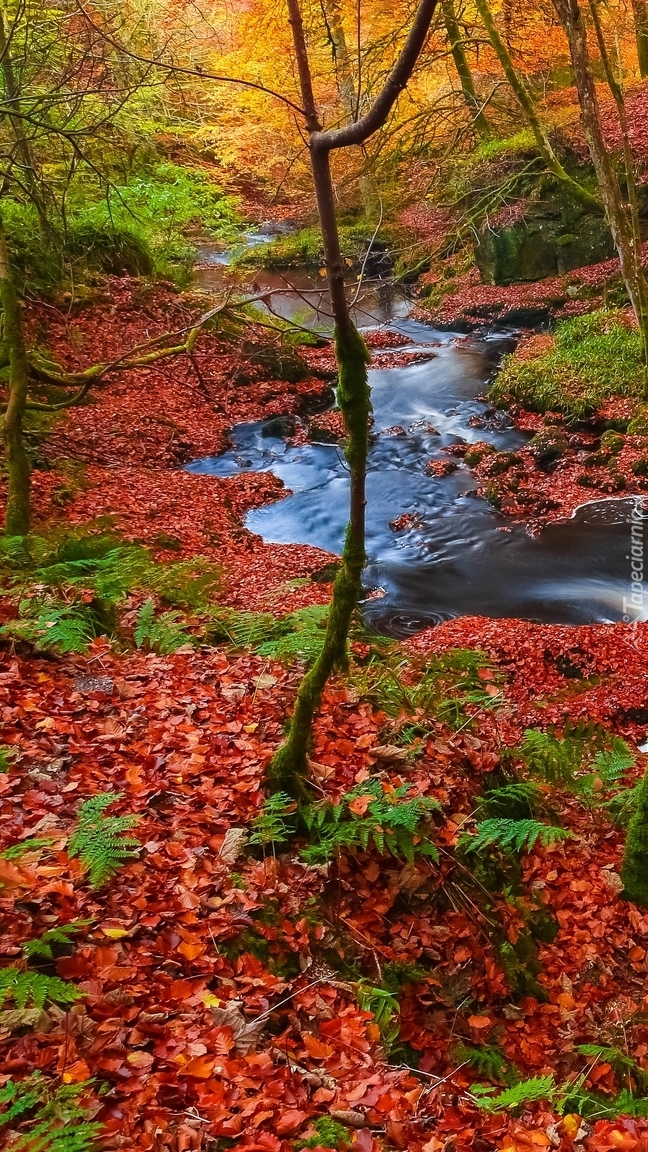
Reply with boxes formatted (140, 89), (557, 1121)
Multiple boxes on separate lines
(527, 427), (568, 466)
(499, 936), (545, 999)
(267, 323), (371, 797)
(628, 406), (648, 434)
(465, 441), (495, 467)
(621, 769), (648, 907)
(632, 456), (648, 476)
(484, 481), (502, 508)
(490, 310), (644, 421)
(600, 430), (624, 454)
(486, 451), (520, 475)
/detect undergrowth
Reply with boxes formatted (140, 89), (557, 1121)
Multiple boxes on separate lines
(490, 310), (644, 421)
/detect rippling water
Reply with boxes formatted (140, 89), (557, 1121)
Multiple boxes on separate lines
(189, 248), (646, 634)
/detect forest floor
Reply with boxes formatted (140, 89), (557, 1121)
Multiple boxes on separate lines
(3, 270), (648, 1152)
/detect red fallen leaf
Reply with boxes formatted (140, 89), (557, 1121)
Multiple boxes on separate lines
(178, 941), (206, 960)
(467, 1015), (491, 1029)
(275, 1109), (308, 1136)
(477, 667), (495, 681)
(302, 1032), (335, 1060)
(348, 794), (374, 816)
(182, 1056), (215, 1079)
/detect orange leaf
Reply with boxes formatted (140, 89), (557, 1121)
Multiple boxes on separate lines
(467, 1014), (491, 1029)
(178, 941), (206, 960)
(62, 1060), (91, 1083)
(183, 1056), (215, 1078)
(348, 794), (373, 816)
(276, 1110), (307, 1136)
(302, 1032), (335, 1060)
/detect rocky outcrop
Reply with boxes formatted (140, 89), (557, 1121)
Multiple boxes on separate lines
(475, 195), (615, 285)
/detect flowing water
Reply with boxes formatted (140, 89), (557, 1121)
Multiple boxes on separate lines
(189, 241), (646, 636)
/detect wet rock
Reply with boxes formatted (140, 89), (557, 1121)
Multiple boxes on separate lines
(527, 427), (569, 468)
(72, 675), (115, 694)
(262, 415), (296, 438)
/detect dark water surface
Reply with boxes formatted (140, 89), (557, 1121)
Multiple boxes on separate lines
(189, 250), (645, 636)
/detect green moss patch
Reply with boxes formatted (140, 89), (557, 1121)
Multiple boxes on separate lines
(490, 310), (644, 422)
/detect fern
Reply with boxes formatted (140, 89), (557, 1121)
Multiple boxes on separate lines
(606, 780), (643, 826)
(68, 792), (141, 888)
(0, 968), (85, 1010)
(1, 837), (55, 861)
(205, 607), (280, 648)
(0, 745), (16, 773)
(357, 983), (401, 1050)
(257, 605), (329, 662)
(0, 1074), (102, 1151)
(520, 729), (585, 786)
(0, 598), (97, 654)
(455, 1042), (510, 1081)
(134, 598), (193, 653)
(249, 793), (296, 847)
(302, 778), (441, 864)
(592, 739), (636, 786)
(460, 818), (571, 855)
(480, 782), (544, 817)
(22, 921), (91, 962)
(37, 543), (221, 609)
(474, 1074), (555, 1112)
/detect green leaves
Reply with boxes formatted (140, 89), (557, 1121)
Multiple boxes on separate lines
(302, 778), (441, 865)
(22, 920), (91, 962)
(0, 969), (85, 1010)
(357, 984), (401, 1050)
(0, 1073), (102, 1152)
(69, 792), (141, 888)
(134, 598), (194, 654)
(249, 793), (296, 847)
(460, 818), (571, 856)
(473, 1074), (555, 1112)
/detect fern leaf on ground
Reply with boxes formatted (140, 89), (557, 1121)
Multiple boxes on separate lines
(0, 968), (85, 1009)
(460, 818), (571, 855)
(69, 792), (141, 888)
(474, 1074), (555, 1112)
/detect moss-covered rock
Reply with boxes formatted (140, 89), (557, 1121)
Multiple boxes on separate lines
(600, 430), (625, 454)
(621, 769), (648, 907)
(475, 196), (614, 286)
(632, 456), (648, 476)
(464, 441), (495, 467)
(528, 427), (568, 467)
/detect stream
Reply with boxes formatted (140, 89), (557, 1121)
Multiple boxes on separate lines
(189, 238), (645, 637)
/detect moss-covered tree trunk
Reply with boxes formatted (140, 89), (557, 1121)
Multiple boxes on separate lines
(553, 0), (648, 397)
(621, 769), (648, 906)
(633, 0), (648, 79)
(0, 213), (31, 536)
(474, 0), (601, 214)
(269, 0), (438, 795)
(441, 0), (491, 139)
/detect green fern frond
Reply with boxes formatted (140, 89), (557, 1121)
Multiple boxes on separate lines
(480, 782), (543, 816)
(0, 968), (85, 1010)
(461, 818), (571, 856)
(0, 598), (97, 654)
(455, 1042), (510, 1080)
(302, 778), (441, 864)
(22, 920), (91, 962)
(592, 739), (636, 786)
(0, 745), (16, 773)
(474, 1074), (555, 1112)
(1, 837), (55, 861)
(257, 605), (329, 662)
(134, 599), (193, 653)
(0, 1073), (102, 1151)
(249, 793), (296, 846)
(69, 792), (141, 888)
(520, 728), (585, 786)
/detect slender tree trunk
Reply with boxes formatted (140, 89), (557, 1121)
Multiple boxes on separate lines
(633, 0), (648, 78)
(321, 0), (379, 218)
(0, 212), (30, 535)
(553, 0), (648, 395)
(441, 0), (490, 138)
(269, 0), (438, 795)
(0, 5), (49, 246)
(474, 0), (602, 213)
(269, 0), (371, 796)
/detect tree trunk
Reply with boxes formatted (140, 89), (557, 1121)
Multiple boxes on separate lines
(441, 0), (491, 138)
(321, 0), (379, 218)
(268, 0), (438, 795)
(474, 0), (602, 213)
(633, 0), (648, 78)
(553, 0), (648, 395)
(0, 213), (31, 535)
